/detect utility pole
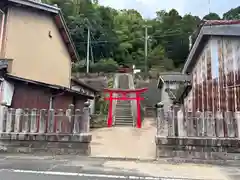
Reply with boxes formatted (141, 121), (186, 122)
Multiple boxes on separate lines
(86, 27), (90, 73)
(90, 43), (94, 64)
(144, 26), (148, 77)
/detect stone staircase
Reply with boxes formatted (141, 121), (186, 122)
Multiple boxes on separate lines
(115, 99), (133, 126)
(114, 74), (133, 126)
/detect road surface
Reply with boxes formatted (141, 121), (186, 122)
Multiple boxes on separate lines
(91, 118), (156, 159)
(0, 155), (238, 180)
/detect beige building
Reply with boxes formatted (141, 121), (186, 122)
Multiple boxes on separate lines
(0, 0), (97, 111)
(0, 0), (79, 87)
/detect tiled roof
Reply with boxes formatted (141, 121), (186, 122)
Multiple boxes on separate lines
(203, 20), (240, 26)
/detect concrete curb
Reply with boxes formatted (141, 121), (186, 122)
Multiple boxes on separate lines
(89, 156), (157, 163)
(88, 156), (240, 167)
(158, 158), (240, 167)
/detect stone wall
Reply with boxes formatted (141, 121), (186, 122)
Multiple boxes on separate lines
(0, 134), (91, 155)
(0, 102), (92, 155)
(155, 103), (240, 160)
(73, 73), (111, 91)
(156, 137), (240, 160)
(135, 79), (161, 107)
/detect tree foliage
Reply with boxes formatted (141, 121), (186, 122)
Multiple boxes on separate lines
(42, 0), (240, 72)
(203, 13), (221, 20)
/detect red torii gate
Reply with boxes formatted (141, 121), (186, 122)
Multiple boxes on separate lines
(104, 88), (147, 128)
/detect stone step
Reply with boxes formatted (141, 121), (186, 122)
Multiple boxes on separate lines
(115, 123), (133, 126)
(115, 115), (132, 118)
(116, 106), (131, 108)
(116, 112), (131, 114)
(115, 116), (132, 119)
(116, 108), (131, 110)
(116, 107), (131, 109)
(115, 109), (131, 111)
(117, 102), (131, 104)
(116, 107), (131, 110)
(116, 119), (133, 122)
(116, 104), (131, 106)
(115, 114), (132, 117)
(115, 121), (133, 124)
(117, 101), (131, 102)
(115, 111), (132, 116)
(117, 101), (131, 103)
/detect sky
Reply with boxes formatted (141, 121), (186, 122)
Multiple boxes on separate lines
(98, 0), (240, 19)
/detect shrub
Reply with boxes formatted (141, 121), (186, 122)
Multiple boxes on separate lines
(72, 58), (119, 73)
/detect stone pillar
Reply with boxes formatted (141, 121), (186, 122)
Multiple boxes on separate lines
(39, 109), (47, 133)
(82, 101), (90, 134)
(156, 102), (167, 136)
(224, 111), (235, 137)
(235, 111), (240, 138)
(186, 111), (194, 136)
(177, 107), (187, 137)
(173, 105), (180, 136)
(167, 106), (174, 137)
(48, 109), (55, 133)
(205, 111), (216, 137)
(215, 111), (224, 137)
(196, 111), (204, 136)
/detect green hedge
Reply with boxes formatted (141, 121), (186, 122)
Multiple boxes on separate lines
(73, 59), (119, 73)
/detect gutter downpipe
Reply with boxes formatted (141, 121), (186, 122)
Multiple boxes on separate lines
(0, 9), (5, 56)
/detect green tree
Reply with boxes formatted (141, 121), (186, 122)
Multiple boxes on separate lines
(223, 6), (240, 20)
(203, 12), (221, 20)
(42, 1), (240, 73)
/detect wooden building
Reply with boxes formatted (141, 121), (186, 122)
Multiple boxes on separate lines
(182, 20), (240, 112)
(0, 0), (97, 111)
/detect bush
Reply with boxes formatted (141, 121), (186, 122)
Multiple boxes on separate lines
(72, 58), (119, 73)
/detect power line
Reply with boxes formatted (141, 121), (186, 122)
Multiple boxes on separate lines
(77, 32), (192, 44)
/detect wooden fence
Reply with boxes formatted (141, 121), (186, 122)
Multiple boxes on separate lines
(156, 103), (240, 138)
(0, 102), (90, 135)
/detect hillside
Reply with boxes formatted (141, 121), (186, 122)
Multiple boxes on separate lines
(43, 0), (240, 72)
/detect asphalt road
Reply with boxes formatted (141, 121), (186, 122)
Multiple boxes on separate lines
(0, 155), (161, 180)
(0, 155), (238, 180)
(0, 170), (160, 180)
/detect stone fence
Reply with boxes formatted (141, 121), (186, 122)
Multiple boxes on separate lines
(0, 102), (91, 155)
(155, 103), (240, 160)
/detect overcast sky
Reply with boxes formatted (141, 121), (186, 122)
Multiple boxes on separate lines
(98, 0), (239, 19)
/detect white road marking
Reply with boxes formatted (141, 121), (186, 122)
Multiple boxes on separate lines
(0, 169), (187, 180)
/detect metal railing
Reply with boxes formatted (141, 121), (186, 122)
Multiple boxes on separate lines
(128, 74), (138, 126)
(111, 74), (119, 125)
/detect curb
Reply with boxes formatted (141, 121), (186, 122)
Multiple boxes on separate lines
(88, 156), (157, 163)
(88, 156), (240, 166)
(158, 158), (240, 167)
